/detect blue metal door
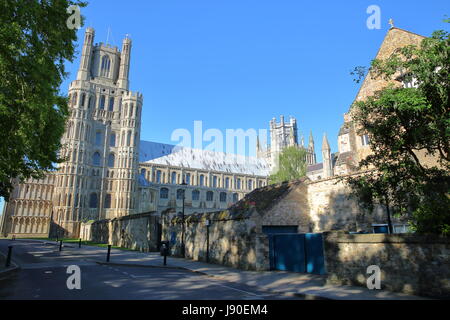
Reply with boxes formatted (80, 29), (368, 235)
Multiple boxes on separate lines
(273, 234), (306, 273)
(268, 233), (326, 275)
(262, 226), (299, 270)
(305, 233), (326, 275)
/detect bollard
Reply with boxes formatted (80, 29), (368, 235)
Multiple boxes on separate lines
(106, 245), (111, 262)
(162, 243), (168, 266)
(79, 238), (82, 248)
(5, 246), (13, 268)
(59, 240), (63, 252)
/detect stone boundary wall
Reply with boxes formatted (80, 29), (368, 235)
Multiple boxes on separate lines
(323, 231), (450, 298)
(163, 210), (270, 271)
(83, 212), (160, 252)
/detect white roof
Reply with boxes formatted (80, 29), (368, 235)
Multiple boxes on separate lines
(139, 141), (270, 176)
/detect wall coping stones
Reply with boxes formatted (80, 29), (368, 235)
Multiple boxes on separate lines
(169, 208), (256, 225)
(323, 231), (450, 244)
(89, 211), (157, 225)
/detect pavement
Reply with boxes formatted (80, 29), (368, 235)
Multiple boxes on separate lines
(0, 239), (301, 300)
(0, 239), (430, 300)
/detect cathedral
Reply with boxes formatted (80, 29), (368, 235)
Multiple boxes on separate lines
(0, 25), (426, 239)
(0, 28), (305, 238)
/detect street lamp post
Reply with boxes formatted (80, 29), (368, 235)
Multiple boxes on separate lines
(180, 180), (187, 258)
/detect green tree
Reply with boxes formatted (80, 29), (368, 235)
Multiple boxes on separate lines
(347, 22), (450, 235)
(0, 0), (86, 201)
(269, 146), (307, 184)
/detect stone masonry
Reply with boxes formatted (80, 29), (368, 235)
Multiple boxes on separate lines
(323, 231), (450, 298)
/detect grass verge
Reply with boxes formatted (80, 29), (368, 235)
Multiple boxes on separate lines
(19, 238), (137, 251)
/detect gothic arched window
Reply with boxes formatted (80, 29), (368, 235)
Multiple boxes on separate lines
(156, 170), (162, 183)
(177, 189), (184, 200)
(171, 172), (177, 184)
(225, 177), (230, 189)
(232, 193), (239, 203)
(129, 104), (134, 118)
(108, 153), (115, 167)
(220, 192), (227, 202)
(81, 93), (86, 107)
(71, 92), (77, 106)
(206, 191), (214, 202)
(109, 97), (114, 111)
(110, 133), (116, 147)
(104, 194), (111, 209)
(160, 188), (169, 199)
(95, 131), (102, 145)
(185, 173), (191, 185)
(192, 190), (200, 201)
(213, 176), (218, 188)
(89, 193), (98, 208)
(100, 95), (105, 110)
(93, 152), (101, 166)
(127, 131), (132, 146)
(236, 178), (241, 190)
(199, 175), (204, 187)
(100, 55), (111, 77)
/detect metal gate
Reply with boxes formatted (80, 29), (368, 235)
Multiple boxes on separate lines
(268, 233), (326, 275)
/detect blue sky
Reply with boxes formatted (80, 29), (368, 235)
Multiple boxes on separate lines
(0, 0), (448, 214)
(62, 0), (447, 156)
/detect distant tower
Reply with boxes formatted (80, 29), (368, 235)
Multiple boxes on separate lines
(322, 133), (333, 178)
(307, 131), (317, 165)
(256, 136), (264, 159)
(51, 28), (143, 237)
(268, 116), (298, 168)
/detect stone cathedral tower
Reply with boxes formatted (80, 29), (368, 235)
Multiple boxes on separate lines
(51, 28), (143, 237)
(267, 116), (298, 168)
(257, 116), (317, 170)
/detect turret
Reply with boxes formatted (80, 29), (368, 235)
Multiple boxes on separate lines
(77, 27), (95, 80)
(117, 36), (132, 90)
(289, 127), (296, 146)
(308, 130), (315, 151)
(307, 131), (317, 165)
(322, 133), (333, 178)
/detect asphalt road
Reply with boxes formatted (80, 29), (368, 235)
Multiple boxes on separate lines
(0, 240), (301, 300)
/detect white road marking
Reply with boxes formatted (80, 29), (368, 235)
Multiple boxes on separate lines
(211, 283), (262, 296)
